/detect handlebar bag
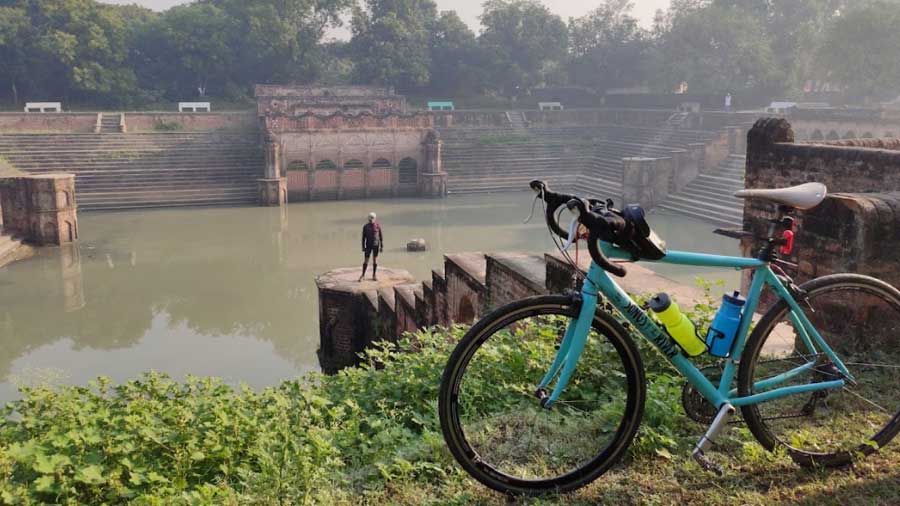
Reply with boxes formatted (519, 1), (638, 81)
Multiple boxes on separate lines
(620, 205), (667, 261)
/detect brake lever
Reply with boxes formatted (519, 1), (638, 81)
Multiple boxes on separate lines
(560, 217), (579, 251)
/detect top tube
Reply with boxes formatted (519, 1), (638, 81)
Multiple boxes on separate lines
(601, 243), (767, 269)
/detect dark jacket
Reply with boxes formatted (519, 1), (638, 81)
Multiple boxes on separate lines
(362, 222), (383, 251)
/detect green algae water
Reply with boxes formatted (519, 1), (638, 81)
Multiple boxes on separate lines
(0, 194), (739, 402)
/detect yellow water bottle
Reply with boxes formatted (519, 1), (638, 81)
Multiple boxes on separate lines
(648, 293), (707, 357)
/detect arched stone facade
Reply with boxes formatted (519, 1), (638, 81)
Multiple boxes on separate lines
(256, 85), (447, 203)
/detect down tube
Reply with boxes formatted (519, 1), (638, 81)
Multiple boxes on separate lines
(588, 263), (727, 408)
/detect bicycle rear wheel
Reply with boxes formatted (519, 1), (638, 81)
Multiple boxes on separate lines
(739, 274), (900, 467)
(438, 295), (645, 495)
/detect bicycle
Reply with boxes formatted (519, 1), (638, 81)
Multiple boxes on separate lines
(438, 180), (900, 496)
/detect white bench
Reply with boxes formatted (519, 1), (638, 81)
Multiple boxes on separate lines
(538, 102), (563, 111)
(178, 102), (211, 112)
(24, 102), (62, 113)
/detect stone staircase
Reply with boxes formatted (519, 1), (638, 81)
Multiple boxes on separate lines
(506, 111), (527, 130)
(99, 113), (121, 133)
(0, 133), (264, 211)
(0, 231), (26, 268)
(657, 154), (746, 227)
(440, 125), (718, 196)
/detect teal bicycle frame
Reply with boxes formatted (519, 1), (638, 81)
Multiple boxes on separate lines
(538, 243), (851, 409)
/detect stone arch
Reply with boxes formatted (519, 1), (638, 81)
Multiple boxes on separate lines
(66, 221), (75, 242)
(810, 130), (824, 141)
(398, 157), (418, 185)
(43, 221), (57, 243)
(371, 158), (392, 170)
(286, 160), (309, 172)
(457, 295), (476, 324)
(316, 159), (337, 171)
(826, 130), (840, 140)
(844, 131), (856, 139)
(344, 159), (364, 170)
(862, 132), (874, 139)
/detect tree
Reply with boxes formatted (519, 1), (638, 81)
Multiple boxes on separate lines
(819, 1), (900, 100)
(478, 0), (568, 95)
(567, 0), (649, 93)
(350, 0), (438, 90)
(211, 0), (352, 86)
(428, 11), (488, 95)
(135, 3), (234, 100)
(652, 3), (779, 97)
(0, 5), (29, 106)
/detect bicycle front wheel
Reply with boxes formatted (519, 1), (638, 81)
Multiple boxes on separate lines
(438, 295), (645, 495)
(739, 274), (900, 467)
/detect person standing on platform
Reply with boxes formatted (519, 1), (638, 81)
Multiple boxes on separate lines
(359, 212), (384, 281)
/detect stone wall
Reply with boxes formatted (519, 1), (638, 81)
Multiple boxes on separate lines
(125, 112), (258, 132)
(444, 253), (487, 324)
(742, 118), (900, 291)
(0, 113), (98, 133)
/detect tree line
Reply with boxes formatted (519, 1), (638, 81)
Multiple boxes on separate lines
(0, 0), (898, 109)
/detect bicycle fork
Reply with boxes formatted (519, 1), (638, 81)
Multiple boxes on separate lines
(692, 403), (735, 475)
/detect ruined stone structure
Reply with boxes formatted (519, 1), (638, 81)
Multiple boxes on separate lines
(742, 118), (900, 291)
(256, 85), (447, 202)
(317, 252), (705, 373)
(0, 173), (78, 245)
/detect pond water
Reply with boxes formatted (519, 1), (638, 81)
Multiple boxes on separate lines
(0, 193), (741, 402)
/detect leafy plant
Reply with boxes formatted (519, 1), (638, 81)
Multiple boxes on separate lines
(153, 119), (183, 131)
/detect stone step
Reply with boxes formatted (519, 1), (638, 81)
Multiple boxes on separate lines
(80, 196), (257, 212)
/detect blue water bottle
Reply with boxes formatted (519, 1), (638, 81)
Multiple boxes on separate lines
(705, 291), (746, 358)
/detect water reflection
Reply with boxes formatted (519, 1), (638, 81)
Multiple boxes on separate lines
(0, 194), (740, 402)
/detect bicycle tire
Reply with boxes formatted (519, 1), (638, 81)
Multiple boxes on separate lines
(438, 295), (646, 495)
(738, 274), (900, 467)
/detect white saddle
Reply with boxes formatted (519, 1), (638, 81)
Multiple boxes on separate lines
(734, 182), (827, 211)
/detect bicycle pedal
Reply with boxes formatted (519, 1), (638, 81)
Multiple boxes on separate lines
(534, 388), (552, 409)
(692, 449), (724, 476)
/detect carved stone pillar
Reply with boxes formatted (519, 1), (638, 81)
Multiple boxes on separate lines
(419, 129), (448, 198)
(260, 139), (287, 206)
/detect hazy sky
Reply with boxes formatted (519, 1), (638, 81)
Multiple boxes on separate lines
(99, 0), (673, 34)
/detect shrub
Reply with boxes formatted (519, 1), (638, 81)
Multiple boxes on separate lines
(153, 119), (182, 131)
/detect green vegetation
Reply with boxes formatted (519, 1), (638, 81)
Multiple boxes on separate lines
(153, 119), (183, 132)
(0, 156), (24, 177)
(2, 291), (898, 505)
(1, 0), (898, 109)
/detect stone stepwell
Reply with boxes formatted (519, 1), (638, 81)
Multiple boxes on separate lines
(0, 132), (264, 211)
(658, 154), (746, 228)
(440, 125), (718, 202)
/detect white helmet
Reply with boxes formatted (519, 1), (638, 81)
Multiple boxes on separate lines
(368, 212), (377, 220)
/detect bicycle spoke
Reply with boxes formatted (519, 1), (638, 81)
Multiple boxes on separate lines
(841, 386), (890, 414)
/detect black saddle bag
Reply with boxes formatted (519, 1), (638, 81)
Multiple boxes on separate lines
(617, 205), (667, 260)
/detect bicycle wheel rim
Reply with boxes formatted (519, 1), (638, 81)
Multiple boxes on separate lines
(744, 278), (900, 463)
(440, 300), (643, 493)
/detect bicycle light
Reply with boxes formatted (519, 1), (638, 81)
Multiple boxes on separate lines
(780, 230), (795, 255)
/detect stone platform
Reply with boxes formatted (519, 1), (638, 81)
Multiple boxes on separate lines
(316, 267), (415, 373)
